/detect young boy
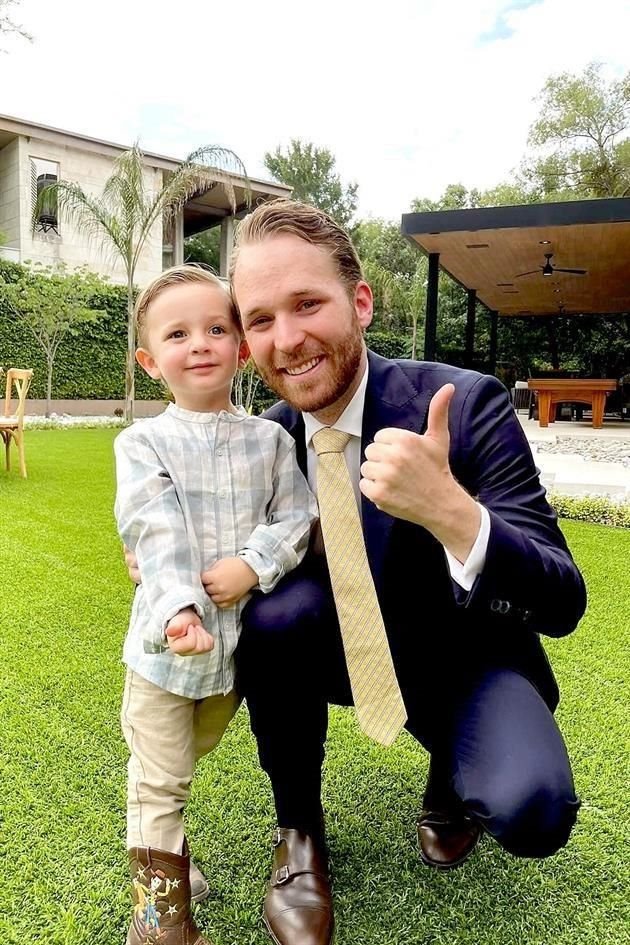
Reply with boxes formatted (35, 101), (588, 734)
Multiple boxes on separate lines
(114, 265), (317, 945)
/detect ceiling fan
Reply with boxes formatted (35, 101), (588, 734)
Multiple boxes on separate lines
(515, 252), (587, 278)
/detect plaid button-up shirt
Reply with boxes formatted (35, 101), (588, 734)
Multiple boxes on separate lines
(114, 403), (317, 699)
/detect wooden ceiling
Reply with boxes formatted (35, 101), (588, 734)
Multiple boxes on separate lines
(401, 198), (630, 317)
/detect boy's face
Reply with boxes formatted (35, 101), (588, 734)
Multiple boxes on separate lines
(136, 282), (248, 413)
(233, 234), (372, 424)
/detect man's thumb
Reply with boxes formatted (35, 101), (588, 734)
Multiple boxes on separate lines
(425, 383), (454, 443)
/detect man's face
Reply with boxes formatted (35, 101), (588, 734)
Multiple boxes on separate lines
(233, 234), (373, 423)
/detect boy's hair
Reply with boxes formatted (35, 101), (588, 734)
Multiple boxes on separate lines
(134, 264), (238, 347)
(229, 198), (364, 298)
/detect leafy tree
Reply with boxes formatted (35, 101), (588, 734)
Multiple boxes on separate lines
(411, 182), (481, 213)
(0, 0), (31, 47)
(0, 264), (104, 416)
(353, 218), (423, 338)
(524, 62), (630, 198)
(232, 360), (263, 415)
(264, 140), (358, 228)
(353, 218), (419, 281)
(37, 144), (247, 420)
(183, 228), (221, 271)
(411, 179), (535, 213)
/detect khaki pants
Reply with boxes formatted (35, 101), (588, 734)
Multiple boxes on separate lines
(120, 669), (240, 853)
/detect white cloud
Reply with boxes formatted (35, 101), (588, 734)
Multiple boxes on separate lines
(1, 0), (628, 220)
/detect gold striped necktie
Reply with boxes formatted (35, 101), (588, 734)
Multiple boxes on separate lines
(312, 427), (407, 746)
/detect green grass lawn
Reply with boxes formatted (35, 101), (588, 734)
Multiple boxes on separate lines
(1, 429), (628, 945)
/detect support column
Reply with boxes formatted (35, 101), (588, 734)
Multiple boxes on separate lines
(173, 211), (184, 266)
(488, 310), (498, 376)
(465, 289), (477, 368)
(219, 216), (235, 278)
(423, 252), (439, 362)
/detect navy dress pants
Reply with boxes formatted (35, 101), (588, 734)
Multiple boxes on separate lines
(237, 566), (580, 859)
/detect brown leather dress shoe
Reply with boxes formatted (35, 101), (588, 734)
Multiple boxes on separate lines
(417, 809), (482, 870)
(263, 828), (334, 945)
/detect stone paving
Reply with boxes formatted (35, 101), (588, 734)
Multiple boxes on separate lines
(517, 417), (630, 500)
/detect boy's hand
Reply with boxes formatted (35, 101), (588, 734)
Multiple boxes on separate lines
(165, 608), (214, 656)
(202, 558), (258, 608)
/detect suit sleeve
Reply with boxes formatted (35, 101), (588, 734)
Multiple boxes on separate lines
(451, 374), (586, 638)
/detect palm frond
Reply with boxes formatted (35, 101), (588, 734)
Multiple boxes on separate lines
(102, 146), (154, 259)
(104, 147), (151, 219)
(35, 181), (129, 263)
(133, 146), (249, 271)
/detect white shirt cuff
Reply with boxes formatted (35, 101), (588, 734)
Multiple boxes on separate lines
(444, 503), (490, 592)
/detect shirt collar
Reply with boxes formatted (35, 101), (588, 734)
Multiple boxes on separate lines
(304, 361), (369, 448)
(166, 403), (248, 423)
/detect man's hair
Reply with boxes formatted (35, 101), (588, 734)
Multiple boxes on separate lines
(134, 264), (237, 346)
(229, 198), (364, 296)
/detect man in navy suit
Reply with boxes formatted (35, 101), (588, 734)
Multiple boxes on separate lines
(221, 198), (586, 945)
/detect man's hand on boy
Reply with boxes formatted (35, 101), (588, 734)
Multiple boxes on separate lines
(165, 608), (214, 656)
(124, 545), (141, 584)
(202, 557), (259, 608)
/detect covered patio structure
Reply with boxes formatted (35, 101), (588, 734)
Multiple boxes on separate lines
(167, 167), (290, 276)
(400, 196), (630, 377)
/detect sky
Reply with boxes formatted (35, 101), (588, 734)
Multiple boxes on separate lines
(1, 0), (629, 220)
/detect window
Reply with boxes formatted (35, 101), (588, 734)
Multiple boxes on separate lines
(31, 158), (60, 233)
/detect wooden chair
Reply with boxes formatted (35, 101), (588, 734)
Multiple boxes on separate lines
(511, 380), (534, 416)
(0, 368), (34, 478)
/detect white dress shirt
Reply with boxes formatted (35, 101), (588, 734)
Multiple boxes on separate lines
(303, 362), (490, 591)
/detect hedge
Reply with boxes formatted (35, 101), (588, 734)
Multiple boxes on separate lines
(549, 493), (630, 528)
(0, 260), (416, 405)
(0, 259), (162, 401)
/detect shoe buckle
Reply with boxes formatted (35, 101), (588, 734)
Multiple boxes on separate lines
(275, 865), (290, 885)
(272, 828), (283, 847)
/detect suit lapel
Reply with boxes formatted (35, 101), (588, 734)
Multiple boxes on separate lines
(277, 352), (434, 594)
(361, 352), (432, 593)
(282, 410), (307, 475)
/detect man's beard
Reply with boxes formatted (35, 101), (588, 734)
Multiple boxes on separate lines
(253, 320), (365, 414)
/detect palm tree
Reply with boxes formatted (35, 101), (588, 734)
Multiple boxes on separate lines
(35, 144), (248, 420)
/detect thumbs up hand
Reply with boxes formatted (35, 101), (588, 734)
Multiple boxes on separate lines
(360, 384), (480, 561)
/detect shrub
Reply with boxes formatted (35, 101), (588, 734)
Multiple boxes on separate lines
(550, 493), (630, 528)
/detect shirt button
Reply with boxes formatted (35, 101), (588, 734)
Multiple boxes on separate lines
(217, 450), (223, 456)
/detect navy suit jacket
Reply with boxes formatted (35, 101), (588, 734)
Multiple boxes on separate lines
(265, 351), (586, 713)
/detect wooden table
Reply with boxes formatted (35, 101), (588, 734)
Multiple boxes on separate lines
(527, 378), (618, 429)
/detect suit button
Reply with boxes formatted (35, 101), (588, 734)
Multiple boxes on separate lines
(490, 598), (511, 615)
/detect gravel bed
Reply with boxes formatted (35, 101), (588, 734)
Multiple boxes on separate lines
(532, 437), (630, 467)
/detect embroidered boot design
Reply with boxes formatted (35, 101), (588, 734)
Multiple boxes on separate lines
(126, 843), (211, 945)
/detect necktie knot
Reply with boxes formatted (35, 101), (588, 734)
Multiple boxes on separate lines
(312, 428), (351, 456)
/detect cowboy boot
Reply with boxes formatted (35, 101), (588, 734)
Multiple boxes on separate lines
(190, 858), (210, 904)
(127, 841), (212, 945)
